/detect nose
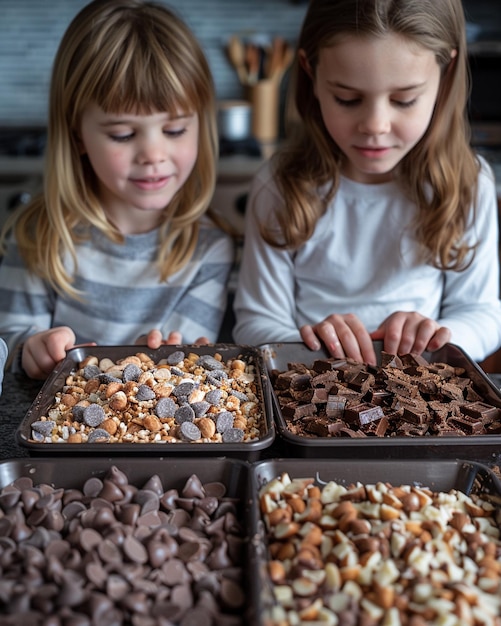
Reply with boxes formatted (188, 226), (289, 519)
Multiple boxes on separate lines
(358, 101), (391, 136)
(136, 134), (167, 165)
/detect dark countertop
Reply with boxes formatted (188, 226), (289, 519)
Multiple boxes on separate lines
(0, 372), (43, 459)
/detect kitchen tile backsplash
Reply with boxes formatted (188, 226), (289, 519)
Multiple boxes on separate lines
(0, 0), (498, 126)
(0, 0), (308, 126)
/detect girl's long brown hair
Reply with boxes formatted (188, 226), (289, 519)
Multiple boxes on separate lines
(270, 0), (479, 271)
(0, 0), (218, 297)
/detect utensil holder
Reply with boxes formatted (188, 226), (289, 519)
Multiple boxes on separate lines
(247, 79), (280, 144)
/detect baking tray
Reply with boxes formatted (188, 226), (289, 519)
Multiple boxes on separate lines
(0, 456), (260, 625)
(249, 457), (501, 625)
(260, 341), (501, 462)
(16, 344), (274, 459)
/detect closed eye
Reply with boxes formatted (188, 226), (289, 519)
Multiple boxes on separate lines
(110, 133), (134, 142)
(164, 128), (187, 138)
(335, 96), (360, 107)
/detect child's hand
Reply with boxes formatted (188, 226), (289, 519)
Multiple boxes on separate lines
(22, 326), (77, 379)
(300, 314), (377, 365)
(136, 329), (212, 348)
(370, 311), (451, 356)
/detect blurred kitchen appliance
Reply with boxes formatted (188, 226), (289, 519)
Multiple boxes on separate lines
(0, 128), (45, 237)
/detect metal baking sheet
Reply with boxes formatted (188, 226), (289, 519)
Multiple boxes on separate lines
(248, 457), (501, 625)
(260, 341), (501, 462)
(0, 456), (261, 625)
(16, 343), (274, 458)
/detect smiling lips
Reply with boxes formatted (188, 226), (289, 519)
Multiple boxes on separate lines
(354, 145), (392, 158)
(131, 175), (170, 191)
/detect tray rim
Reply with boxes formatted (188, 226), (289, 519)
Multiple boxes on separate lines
(16, 343), (275, 454)
(260, 341), (501, 448)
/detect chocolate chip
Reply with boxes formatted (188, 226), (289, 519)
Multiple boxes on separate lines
(197, 355), (224, 371)
(216, 412), (234, 434)
(71, 405), (85, 422)
(123, 536), (148, 564)
(83, 364), (101, 380)
(179, 422), (201, 442)
(155, 396), (177, 418)
(175, 405), (195, 425)
(191, 401), (210, 417)
(221, 428), (244, 443)
(136, 384), (156, 401)
(83, 404), (105, 427)
(173, 381), (196, 398)
(31, 420), (55, 437)
(87, 428), (111, 443)
(122, 363), (142, 382)
(99, 373), (122, 384)
(205, 389), (222, 406)
(167, 350), (185, 365)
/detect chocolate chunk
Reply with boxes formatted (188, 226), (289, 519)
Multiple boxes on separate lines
(449, 415), (484, 434)
(402, 406), (429, 425)
(282, 402), (317, 421)
(380, 352), (404, 368)
(136, 384), (156, 401)
(347, 371), (375, 394)
(325, 395), (347, 418)
(461, 401), (501, 424)
(344, 403), (384, 426)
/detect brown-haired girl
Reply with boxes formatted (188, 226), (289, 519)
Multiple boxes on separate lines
(234, 0), (501, 365)
(0, 0), (234, 379)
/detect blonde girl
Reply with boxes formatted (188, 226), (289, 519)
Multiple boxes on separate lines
(0, 0), (234, 379)
(234, 0), (501, 365)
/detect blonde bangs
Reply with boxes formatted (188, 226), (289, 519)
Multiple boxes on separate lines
(78, 31), (198, 118)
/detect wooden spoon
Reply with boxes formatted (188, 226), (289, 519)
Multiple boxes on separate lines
(226, 36), (248, 85)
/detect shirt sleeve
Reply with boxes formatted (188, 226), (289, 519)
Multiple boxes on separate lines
(0, 235), (55, 369)
(438, 159), (501, 361)
(233, 163), (302, 345)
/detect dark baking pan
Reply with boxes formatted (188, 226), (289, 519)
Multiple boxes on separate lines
(16, 344), (274, 459)
(248, 457), (501, 625)
(260, 341), (501, 463)
(0, 456), (259, 626)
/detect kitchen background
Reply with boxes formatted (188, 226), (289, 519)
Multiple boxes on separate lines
(0, 0), (499, 354)
(0, 0), (499, 126)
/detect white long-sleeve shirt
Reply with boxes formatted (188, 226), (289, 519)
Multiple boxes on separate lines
(233, 158), (501, 362)
(0, 214), (234, 369)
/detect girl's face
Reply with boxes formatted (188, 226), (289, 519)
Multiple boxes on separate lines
(309, 33), (441, 184)
(78, 103), (199, 234)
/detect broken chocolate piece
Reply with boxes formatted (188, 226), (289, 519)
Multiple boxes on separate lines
(344, 403), (384, 426)
(325, 395), (347, 418)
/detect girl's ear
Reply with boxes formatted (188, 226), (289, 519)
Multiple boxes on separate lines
(298, 48), (318, 98)
(298, 49), (313, 78)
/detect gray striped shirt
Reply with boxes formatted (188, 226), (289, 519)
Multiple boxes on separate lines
(0, 215), (234, 367)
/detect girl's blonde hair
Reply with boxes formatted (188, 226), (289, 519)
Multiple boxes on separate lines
(272, 0), (479, 271)
(1, 0), (218, 297)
